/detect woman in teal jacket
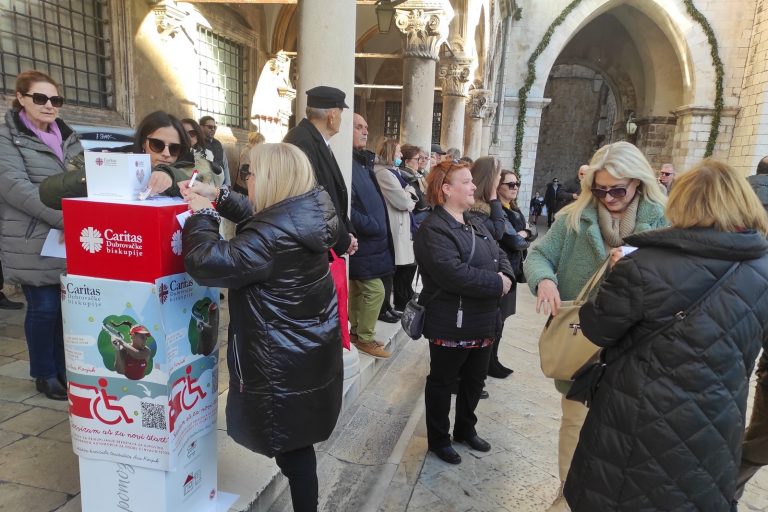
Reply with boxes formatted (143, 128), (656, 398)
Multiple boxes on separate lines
(523, 141), (667, 511)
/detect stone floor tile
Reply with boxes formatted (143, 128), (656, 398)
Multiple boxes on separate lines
(328, 404), (409, 466)
(53, 495), (81, 512)
(22, 393), (71, 412)
(0, 358), (32, 379)
(0, 399), (31, 423)
(0, 429), (23, 449)
(0, 337), (27, 357)
(0, 481), (68, 512)
(0, 323), (26, 340)
(0, 407), (68, 435)
(0, 436), (80, 494)
(39, 419), (73, 443)
(0, 374), (38, 402)
(0, 355), (13, 366)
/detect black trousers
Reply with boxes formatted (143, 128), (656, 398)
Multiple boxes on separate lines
(547, 205), (556, 226)
(393, 264), (417, 310)
(424, 343), (491, 449)
(274, 445), (318, 512)
(379, 274), (394, 315)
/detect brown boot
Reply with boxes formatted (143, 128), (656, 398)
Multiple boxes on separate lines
(353, 340), (391, 359)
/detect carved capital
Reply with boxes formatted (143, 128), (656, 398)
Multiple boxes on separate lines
(439, 58), (472, 97)
(395, 2), (454, 60)
(151, 0), (188, 39)
(467, 89), (492, 118)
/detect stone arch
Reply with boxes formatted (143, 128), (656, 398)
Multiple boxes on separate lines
(529, 0), (714, 109)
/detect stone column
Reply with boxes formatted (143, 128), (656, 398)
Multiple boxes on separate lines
(439, 57), (471, 152)
(465, 88), (490, 159)
(296, 0), (355, 183)
(395, 1), (454, 152)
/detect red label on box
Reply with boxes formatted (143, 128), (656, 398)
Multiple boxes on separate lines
(63, 198), (189, 283)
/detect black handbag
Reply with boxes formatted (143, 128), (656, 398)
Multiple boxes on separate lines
(401, 223), (476, 340)
(566, 261), (740, 408)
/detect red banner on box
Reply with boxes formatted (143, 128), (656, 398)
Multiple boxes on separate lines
(63, 198), (189, 283)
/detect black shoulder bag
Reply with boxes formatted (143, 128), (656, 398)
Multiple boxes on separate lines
(401, 223), (476, 340)
(566, 261), (740, 407)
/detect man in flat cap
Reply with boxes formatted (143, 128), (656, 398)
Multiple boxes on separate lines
(284, 86), (357, 256)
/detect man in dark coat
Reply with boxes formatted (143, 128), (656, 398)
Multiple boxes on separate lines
(348, 114), (394, 359)
(735, 154), (768, 502)
(284, 86), (356, 256)
(543, 177), (561, 227)
(199, 116), (230, 186)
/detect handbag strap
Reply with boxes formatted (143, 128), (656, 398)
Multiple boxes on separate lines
(574, 256), (612, 303)
(417, 220), (477, 307)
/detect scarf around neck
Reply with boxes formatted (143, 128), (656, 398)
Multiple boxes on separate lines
(597, 192), (640, 248)
(19, 109), (64, 161)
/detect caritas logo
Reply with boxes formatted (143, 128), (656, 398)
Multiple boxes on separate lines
(80, 227), (103, 253)
(95, 157), (104, 166)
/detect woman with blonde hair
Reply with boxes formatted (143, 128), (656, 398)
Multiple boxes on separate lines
(374, 137), (417, 319)
(564, 159), (768, 511)
(524, 141), (667, 511)
(182, 142), (342, 512)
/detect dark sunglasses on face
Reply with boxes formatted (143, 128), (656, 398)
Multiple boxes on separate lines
(591, 187), (628, 199)
(23, 92), (65, 108)
(660, 172), (674, 177)
(202, 124), (216, 130)
(146, 137), (182, 158)
(500, 182), (520, 189)
(187, 130), (197, 137)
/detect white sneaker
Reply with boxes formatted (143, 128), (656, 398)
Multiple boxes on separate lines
(546, 483), (571, 512)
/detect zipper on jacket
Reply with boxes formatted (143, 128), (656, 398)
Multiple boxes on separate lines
(232, 334), (244, 392)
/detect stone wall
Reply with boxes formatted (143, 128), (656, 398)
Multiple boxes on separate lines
(634, 117), (676, 170)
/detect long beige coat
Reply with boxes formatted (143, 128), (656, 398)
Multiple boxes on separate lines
(374, 164), (416, 266)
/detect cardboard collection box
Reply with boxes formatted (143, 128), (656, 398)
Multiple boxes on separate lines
(62, 197), (188, 283)
(83, 151), (151, 201)
(61, 273), (220, 472)
(79, 430), (218, 512)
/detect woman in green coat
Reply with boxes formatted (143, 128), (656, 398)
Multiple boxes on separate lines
(523, 141), (667, 511)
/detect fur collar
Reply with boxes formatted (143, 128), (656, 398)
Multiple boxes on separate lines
(469, 199), (491, 216)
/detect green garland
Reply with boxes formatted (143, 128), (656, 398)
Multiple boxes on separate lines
(682, 0), (723, 157)
(513, 0), (723, 171)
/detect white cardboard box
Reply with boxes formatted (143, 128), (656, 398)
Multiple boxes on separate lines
(84, 151), (151, 201)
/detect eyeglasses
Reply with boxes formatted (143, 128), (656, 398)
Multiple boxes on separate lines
(146, 138), (182, 158)
(238, 164), (251, 182)
(187, 130), (197, 137)
(202, 124), (217, 130)
(500, 182), (520, 189)
(591, 187), (628, 199)
(660, 172), (674, 177)
(22, 92), (65, 108)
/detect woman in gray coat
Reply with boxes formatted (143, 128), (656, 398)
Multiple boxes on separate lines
(0, 70), (83, 400)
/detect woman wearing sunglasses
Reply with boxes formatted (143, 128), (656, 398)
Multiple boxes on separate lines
(40, 110), (191, 208)
(523, 141), (667, 511)
(0, 70), (84, 400)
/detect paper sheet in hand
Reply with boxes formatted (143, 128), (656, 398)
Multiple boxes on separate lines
(41, 229), (66, 258)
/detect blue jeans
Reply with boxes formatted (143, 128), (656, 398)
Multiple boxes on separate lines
(21, 284), (65, 379)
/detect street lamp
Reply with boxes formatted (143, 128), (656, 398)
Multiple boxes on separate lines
(375, 0), (407, 33)
(626, 112), (637, 137)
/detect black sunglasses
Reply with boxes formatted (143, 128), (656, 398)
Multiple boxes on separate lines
(23, 92), (65, 108)
(146, 138), (182, 158)
(500, 182), (520, 189)
(202, 124), (217, 130)
(591, 187), (628, 199)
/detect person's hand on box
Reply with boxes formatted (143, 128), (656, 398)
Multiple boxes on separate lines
(187, 192), (214, 213)
(146, 170), (173, 196)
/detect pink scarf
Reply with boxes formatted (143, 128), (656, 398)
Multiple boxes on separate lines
(19, 109), (64, 162)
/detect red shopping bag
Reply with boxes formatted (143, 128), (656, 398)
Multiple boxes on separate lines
(329, 250), (351, 350)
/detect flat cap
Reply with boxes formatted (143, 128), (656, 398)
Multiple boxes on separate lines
(306, 86), (349, 109)
(431, 143), (445, 155)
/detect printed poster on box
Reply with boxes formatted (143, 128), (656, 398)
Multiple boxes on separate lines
(61, 272), (220, 471)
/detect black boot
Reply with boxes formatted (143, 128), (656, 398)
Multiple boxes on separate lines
(488, 336), (513, 378)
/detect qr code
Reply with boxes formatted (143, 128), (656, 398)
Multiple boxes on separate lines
(141, 402), (167, 430)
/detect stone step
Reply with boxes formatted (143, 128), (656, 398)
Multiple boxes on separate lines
(218, 320), (409, 512)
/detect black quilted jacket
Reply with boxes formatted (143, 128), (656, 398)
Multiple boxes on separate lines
(183, 187), (342, 457)
(564, 227), (768, 511)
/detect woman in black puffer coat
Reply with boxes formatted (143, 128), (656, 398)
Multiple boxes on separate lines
(564, 159), (768, 512)
(414, 161), (515, 466)
(182, 143), (342, 512)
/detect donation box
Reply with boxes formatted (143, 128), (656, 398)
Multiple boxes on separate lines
(62, 197), (188, 283)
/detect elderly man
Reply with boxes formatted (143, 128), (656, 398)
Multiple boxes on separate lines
(284, 86), (357, 256)
(348, 114), (394, 359)
(659, 163), (675, 194)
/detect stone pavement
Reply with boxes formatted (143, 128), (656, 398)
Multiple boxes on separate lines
(2, 282), (768, 511)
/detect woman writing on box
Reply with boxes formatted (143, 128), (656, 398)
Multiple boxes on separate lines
(181, 143), (342, 512)
(0, 70), (83, 400)
(39, 110), (193, 209)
